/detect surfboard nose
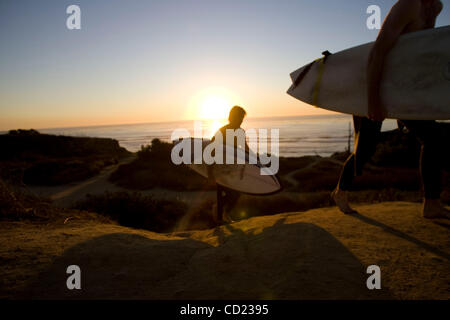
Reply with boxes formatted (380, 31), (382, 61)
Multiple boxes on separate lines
(287, 65), (307, 96)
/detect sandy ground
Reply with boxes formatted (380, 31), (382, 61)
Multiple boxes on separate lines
(0, 201), (449, 300)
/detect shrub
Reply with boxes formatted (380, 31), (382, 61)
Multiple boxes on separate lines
(110, 139), (210, 191)
(23, 160), (107, 185)
(0, 180), (61, 221)
(74, 192), (190, 232)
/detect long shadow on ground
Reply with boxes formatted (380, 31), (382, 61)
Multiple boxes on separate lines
(20, 218), (391, 299)
(349, 213), (450, 261)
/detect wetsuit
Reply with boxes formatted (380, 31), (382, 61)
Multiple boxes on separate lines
(211, 124), (243, 223)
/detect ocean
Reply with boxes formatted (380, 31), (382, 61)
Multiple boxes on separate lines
(38, 115), (398, 157)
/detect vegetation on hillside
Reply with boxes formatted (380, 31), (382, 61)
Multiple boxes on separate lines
(109, 138), (211, 191)
(0, 129), (130, 185)
(74, 191), (216, 232)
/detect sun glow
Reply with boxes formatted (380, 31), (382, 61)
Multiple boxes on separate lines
(188, 87), (242, 137)
(206, 119), (223, 138)
(198, 94), (229, 121)
(189, 87), (241, 121)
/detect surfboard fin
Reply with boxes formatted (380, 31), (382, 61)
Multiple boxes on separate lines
(292, 50), (332, 89)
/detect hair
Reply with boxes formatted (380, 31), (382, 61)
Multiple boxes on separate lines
(228, 105), (247, 122)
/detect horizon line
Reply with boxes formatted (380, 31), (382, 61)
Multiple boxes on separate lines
(1, 113), (348, 133)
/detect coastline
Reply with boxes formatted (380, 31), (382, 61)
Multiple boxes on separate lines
(32, 114), (396, 156)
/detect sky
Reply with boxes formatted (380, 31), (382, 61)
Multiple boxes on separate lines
(1, 0), (449, 130)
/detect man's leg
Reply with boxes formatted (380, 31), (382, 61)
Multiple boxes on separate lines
(223, 188), (240, 223)
(216, 185), (224, 224)
(337, 154), (356, 192)
(400, 120), (450, 219)
(333, 116), (382, 213)
(333, 153), (358, 214)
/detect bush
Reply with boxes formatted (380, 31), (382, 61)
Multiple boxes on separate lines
(277, 156), (321, 176)
(23, 160), (107, 185)
(292, 160), (341, 192)
(74, 192), (190, 232)
(110, 139), (210, 191)
(0, 180), (61, 221)
(235, 193), (332, 219)
(371, 130), (421, 168)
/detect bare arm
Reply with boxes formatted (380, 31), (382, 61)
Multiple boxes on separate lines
(367, 0), (420, 121)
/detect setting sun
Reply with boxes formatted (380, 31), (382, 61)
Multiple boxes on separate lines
(199, 95), (229, 120)
(188, 87), (242, 122)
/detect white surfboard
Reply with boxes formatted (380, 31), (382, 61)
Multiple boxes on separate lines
(174, 138), (281, 195)
(287, 25), (450, 120)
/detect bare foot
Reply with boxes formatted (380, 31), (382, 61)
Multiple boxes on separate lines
(331, 188), (357, 214)
(423, 199), (450, 219)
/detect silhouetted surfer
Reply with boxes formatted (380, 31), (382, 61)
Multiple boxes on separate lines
(208, 106), (249, 224)
(332, 0), (449, 219)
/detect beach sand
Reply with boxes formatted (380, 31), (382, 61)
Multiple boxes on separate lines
(1, 201), (448, 300)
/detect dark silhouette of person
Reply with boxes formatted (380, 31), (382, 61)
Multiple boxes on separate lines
(208, 106), (249, 224)
(332, 0), (449, 219)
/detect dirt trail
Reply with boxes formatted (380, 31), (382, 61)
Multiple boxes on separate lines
(27, 155), (215, 207)
(284, 158), (345, 187)
(27, 156), (136, 207)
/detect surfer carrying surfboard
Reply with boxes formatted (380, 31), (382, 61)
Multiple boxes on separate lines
(332, 0), (450, 219)
(207, 106), (250, 224)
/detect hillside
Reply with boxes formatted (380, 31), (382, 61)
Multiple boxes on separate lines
(0, 129), (130, 186)
(1, 202), (448, 300)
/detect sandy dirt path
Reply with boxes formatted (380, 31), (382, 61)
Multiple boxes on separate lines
(27, 155), (216, 207)
(283, 158), (345, 188)
(27, 156), (136, 207)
